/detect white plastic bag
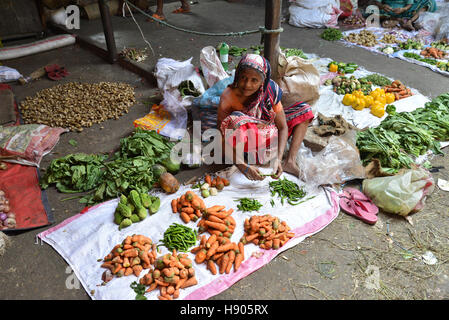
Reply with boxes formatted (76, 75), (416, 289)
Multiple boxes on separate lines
(153, 57), (206, 140)
(199, 46), (229, 88)
(288, 0), (342, 28)
(0, 66), (22, 83)
(296, 131), (365, 191)
(362, 167), (435, 216)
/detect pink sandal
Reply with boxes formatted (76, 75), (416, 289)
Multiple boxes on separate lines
(339, 187), (378, 225)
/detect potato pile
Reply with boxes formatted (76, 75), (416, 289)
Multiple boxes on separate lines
(20, 82), (136, 132)
(345, 30), (378, 47)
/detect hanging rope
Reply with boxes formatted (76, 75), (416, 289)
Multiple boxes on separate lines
(123, 0), (283, 37)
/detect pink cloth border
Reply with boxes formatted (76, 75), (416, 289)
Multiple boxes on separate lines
(184, 190), (340, 300)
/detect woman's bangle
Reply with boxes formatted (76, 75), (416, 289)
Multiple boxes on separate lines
(243, 165), (249, 175)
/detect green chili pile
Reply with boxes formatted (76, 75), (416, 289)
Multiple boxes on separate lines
(269, 177), (307, 205)
(235, 198), (263, 212)
(161, 223), (198, 252)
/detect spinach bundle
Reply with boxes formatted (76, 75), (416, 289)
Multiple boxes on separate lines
(40, 153), (107, 193)
(357, 92), (449, 172)
(118, 128), (175, 161)
(83, 156), (157, 205)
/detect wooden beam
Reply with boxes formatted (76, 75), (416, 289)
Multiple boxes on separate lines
(264, 0), (282, 83)
(98, 0), (118, 64)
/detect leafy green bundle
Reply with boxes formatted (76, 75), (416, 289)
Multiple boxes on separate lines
(357, 93), (449, 172)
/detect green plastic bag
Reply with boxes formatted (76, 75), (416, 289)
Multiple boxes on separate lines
(362, 167), (435, 216)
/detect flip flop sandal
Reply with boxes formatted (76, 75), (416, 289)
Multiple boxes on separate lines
(150, 13), (166, 21)
(339, 196), (378, 225)
(341, 187), (379, 215)
(172, 7), (191, 13)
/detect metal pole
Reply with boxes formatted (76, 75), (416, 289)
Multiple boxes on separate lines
(98, 0), (118, 63)
(264, 0), (282, 83)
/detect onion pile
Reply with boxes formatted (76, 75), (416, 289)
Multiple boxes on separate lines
(0, 190), (15, 230)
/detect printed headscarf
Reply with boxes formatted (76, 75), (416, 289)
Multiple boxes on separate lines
(231, 54), (282, 122)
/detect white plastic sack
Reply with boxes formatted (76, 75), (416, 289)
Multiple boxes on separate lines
(296, 132), (366, 192)
(199, 46), (229, 88)
(0, 66), (22, 83)
(362, 167), (435, 216)
(288, 0), (342, 28)
(154, 57), (206, 140)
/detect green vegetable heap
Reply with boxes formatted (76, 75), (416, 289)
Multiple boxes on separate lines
(269, 177), (308, 206)
(235, 198), (263, 212)
(161, 223), (198, 252)
(320, 28), (343, 41)
(357, 93), (449, 173)
(114, 190), (160, 230)
(41, 128), (176, 205)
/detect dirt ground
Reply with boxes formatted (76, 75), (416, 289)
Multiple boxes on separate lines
(0, 0), (448, 300)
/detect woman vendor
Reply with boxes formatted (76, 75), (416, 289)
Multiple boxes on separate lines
(374, 0), (438, 30)
(217, 54), (314, 181)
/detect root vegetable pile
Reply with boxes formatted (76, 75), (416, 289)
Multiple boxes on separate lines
(0, 190), (15, 230)
(100, 234), (156, 283)
(191, 234), (245, 275)
(382, 80), (413, 100)
(141, 249), (198, 300)
(194, 174), (230, 198)
(20, 82), (136, 132)
(420, 47), (446, 60)
(344, 30), (378, 47)
(198, 205), (236, 239)
(171, 190), (206, 223)
(241, 215), (294, 250)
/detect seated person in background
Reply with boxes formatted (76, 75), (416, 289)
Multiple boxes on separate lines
(217, 54), (314, 181)
(374, 0), (438, 30)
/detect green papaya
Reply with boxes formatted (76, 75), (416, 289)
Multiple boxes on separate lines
(152, 164), (167, 180)
(149, 197), (160, 214)
(160, 158), (180, 174)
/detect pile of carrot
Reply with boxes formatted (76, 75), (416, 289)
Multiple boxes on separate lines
(204, 174), (230, 190)
(191, 234), (245, 275)
(197, 205), (236, 238)
(383, 80), (412, 100)
(171, 190), (206, 224)
(100, 234), (156, 282)
(241, 215), (295, 250)
(139, 249), (198, 300)
(421, 47), (446, 59)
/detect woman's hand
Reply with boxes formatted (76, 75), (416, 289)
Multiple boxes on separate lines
(240, 165), (265, 181)
(383, 4), (393, 12)
(272, 158), (283, 179)
(393, 7), (405, 14)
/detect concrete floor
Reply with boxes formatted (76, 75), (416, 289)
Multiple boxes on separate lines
(1, 0), (448, 300)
